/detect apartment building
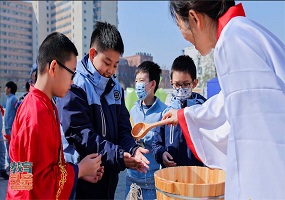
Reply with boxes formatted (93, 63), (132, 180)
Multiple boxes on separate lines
(0, 1), (33, 92)
(32, 1), (118, 60)
(0, 1), (118, 95)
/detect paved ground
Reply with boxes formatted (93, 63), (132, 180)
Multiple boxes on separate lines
(0, 172), (8, 199)
(0, 170), (126, 200)
(115, 169), (126, 199)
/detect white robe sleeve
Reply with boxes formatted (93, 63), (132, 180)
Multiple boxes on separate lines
(178, 91), (230, 170)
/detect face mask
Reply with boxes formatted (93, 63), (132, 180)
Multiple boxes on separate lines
(135, 82), (150, 101)
(172, 88), (192, 101)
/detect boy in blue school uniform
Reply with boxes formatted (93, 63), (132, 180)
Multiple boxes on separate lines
(126, 61), (167, 200)
(153, 55), (206, 168)
(56, 21), (149, 199)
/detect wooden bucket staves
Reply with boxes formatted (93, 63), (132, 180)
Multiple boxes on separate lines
(154, 166), (226, 200)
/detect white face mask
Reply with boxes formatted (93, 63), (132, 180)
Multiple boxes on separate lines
(135, 82), (150, 101)
(172, 87), (192, 101)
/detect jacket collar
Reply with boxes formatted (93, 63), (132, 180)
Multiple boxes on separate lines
(135, 96), (161, 112)
(79, 54), (115, 96)
(217, 3), (246, 40)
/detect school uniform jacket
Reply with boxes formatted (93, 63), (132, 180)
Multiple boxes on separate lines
(56, 54), (138, 199)
(126, 97), (167, 190)
(153, 92), (206, 167)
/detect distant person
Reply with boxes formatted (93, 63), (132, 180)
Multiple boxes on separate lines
(153, 55), (206, 168)
(6, 32), (102, 199)
(126, 61), (167, 200)
(18, 81), (30, 102)
(163, 1), (285, 198)
(0, 89), (9, 180)
(56, 21), (150, 199)
(4, 81), (18, 168)
(29, 64), (38, 86)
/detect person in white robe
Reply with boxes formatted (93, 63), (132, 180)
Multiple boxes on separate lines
(164, 1), (285, 199)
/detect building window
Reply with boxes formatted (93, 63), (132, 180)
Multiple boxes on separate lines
(84, 19), (86, 22)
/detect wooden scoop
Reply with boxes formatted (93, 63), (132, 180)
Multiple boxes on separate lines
(131, 119), (171, 140)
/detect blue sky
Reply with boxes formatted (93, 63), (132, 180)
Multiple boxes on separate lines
(118, 1), (285, 70)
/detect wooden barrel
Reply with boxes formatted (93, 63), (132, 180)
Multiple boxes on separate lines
(154, 166), (226, 200)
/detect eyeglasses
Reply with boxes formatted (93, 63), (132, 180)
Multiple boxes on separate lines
(48, 60), (76, 80)
(56, 60), (76, 80)
(171, 82), (193, 89)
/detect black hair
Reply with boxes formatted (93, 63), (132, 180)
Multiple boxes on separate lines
(90, 21), (124, 56)
(5, 81), (17, 94)
(25, 81), (30, 92)
(31, 68), (37, 83)
(169, 0), (235, 25)
(170, 55), (197, 80)
(135, 61), (162, 93)
(37, 32), (78, 75)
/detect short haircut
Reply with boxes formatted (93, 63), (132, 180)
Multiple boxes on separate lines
(170, 55), (197, 80)
(135, 61), (162, 93)
(90, 21), (124, 56)
(37, 32), (78, 75)
(5, 81), (17, 94)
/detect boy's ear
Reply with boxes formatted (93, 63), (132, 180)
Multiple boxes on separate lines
(192, 79), (198, 88)
(48, 60), (56, 78)
(89, 48), (98, 61)
(151, 80), (156, 90)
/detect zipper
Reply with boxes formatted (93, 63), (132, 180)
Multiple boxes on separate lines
(100, 105), (106, 137)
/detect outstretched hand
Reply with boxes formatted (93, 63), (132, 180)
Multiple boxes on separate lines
(162, 109), (179, 126)
(124, 147), (150, 173)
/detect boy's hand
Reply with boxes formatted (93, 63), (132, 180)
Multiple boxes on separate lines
(124, 148), (150, 173)
(133, 147), (150, 167)
(81, 166), (104, 183)
(162, 109), (179, 126)
(162, 151), (176, 167)
(77, 153), (102, 178)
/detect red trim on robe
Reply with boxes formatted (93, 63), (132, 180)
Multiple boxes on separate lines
(178, 108), (202, 162)
(217, 3), (246, 40)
